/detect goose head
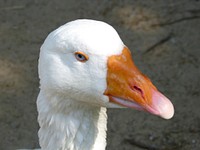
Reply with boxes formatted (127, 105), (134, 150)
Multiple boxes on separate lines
(39, 19), (174, 119)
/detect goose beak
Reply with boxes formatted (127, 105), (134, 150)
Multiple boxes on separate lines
(104, 47), (174, 119)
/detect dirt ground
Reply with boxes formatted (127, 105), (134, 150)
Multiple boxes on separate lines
(0, 0), (200, 150)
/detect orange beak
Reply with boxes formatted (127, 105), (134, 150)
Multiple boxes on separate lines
(104, 47), (174, 119)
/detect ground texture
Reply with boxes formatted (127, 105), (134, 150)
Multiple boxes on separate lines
(0, 0), (200, 150)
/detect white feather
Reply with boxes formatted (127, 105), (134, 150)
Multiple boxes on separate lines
(36, 19), (124, 150)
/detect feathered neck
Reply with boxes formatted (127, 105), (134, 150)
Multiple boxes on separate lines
(37, 90), (107, 150)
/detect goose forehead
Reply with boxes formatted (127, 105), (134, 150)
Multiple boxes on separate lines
(43, 19), (124, 56)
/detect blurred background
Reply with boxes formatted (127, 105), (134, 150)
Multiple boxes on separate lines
(0, 0), (200, 150)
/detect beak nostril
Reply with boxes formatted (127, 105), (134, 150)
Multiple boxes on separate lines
(131, 85), (144, 98)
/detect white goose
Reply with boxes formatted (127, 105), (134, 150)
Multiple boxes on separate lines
(36, 19), (174, 150)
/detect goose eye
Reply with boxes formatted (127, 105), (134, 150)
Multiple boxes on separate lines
(74, 51), (89, 62)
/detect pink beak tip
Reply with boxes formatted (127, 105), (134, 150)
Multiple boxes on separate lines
(150, 90), (174, 119)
